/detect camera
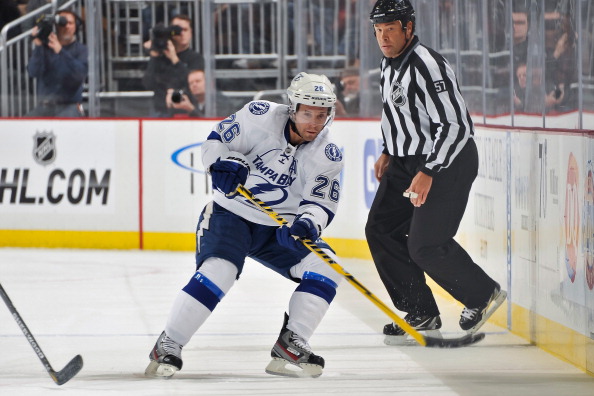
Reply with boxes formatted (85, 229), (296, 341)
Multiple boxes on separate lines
(151, 24), (183, 52)
(171, 90), (185, 103)
(35, 14), (68, 45)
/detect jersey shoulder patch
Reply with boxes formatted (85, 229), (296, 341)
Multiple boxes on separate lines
(324, 143), (342, 162)
(248, 101), (270, 115)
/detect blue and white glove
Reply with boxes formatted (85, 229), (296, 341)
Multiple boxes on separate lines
(276, 215), (320, 252)
(209, 152), (250, 197)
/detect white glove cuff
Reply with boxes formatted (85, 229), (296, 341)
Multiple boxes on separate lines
(296, 207), (326, 236)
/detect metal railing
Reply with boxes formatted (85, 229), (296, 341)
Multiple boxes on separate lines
(0, 0), (85, 117)
(0, 2), (53, 117)
(1, 0), (593, 127)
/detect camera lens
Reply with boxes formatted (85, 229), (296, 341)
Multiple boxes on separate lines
(171, 90), (184, 103)
(54, 15), (68, 27)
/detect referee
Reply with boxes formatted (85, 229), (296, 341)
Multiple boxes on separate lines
(365, 0), (506, 343)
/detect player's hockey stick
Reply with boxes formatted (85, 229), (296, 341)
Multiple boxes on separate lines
(0, 282), (83, 385)
(237, 185), (485, 348)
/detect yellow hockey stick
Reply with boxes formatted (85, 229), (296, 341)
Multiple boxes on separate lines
(236, 185), (485, 348)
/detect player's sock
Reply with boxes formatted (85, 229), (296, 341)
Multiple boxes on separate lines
(166, 257), (237, 345)
(286, 271), (337, 339)
(145, 257), (237, 377)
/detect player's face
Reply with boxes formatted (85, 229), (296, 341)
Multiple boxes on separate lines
(374, 20), (411, 58)
(292, 104), (329, 143)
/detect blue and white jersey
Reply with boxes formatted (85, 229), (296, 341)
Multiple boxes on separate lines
(202, 100), (343, 231)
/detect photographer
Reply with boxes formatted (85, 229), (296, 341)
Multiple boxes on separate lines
(142, 14), (204, 117)
(26, 10), (88, 117)
(334, 67), (361, 117)
(165, 69), (237, 118)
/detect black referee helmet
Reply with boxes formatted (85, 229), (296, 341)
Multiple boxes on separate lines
(369, 0), (415, 28)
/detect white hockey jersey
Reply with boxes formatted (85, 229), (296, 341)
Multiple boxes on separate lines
(202, 101), (343, 231)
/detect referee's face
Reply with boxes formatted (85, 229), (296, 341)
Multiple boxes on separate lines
(374, 21), (412, 58)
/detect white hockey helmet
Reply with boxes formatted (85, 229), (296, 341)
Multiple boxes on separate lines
(287, 72), (336, 111)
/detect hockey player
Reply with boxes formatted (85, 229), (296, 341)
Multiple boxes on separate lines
(145, 72), (343, 378)
(366, 0), (507, 344)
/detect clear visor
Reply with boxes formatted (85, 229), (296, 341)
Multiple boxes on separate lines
(293, 108), (334, 126)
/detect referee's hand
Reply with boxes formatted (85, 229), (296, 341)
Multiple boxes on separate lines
(374, 153), (390, 182)
(407, 171), (432, 207)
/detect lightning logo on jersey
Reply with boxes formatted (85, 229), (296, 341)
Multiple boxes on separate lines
(249, 101), (270, 115)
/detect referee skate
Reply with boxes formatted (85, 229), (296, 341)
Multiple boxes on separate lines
(383, 314), (443, 346)
(460, 283), (507, 334)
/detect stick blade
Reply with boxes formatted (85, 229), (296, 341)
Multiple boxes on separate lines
(51, 354), (83, 385)
(424, 332), (486, 348)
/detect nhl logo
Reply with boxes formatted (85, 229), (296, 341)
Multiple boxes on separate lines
(391, 82), (407, 107)
(33, 131), (56, 166)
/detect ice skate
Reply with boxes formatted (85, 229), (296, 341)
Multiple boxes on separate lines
(460, 283), (507, 334)
(145, 331), (183, 378)
(383, 314), (442, 346)
(265, 313), (324, 378)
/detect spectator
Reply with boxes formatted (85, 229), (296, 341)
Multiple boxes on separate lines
(513, 62), (545, 113)
(26, 10), (88, 117)
(335, 67), (360, 117)
(543, 7), (577, 113)
(165, 69), (237, 118)
(140, 2), (192, 42)
(142, 14), (204, 117)
(512, 8), (529, 67)
(513, 62), (528, 111)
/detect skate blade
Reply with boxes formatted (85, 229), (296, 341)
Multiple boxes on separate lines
(265, 357), (323, 378)
(144, 360), (179, 378)
(384, 329), (442, 346)
(466, 289), (508, 334)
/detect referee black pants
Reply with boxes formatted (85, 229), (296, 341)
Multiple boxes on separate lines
(365, 138), (496, 317)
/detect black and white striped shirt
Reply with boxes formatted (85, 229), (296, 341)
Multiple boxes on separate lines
(379, 36), (474, 176)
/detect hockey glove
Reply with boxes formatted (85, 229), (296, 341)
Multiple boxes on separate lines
(276, 216), (319, 252)
(209, 152), (250, 197)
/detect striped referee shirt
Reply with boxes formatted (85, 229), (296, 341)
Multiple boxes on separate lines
(379, 36), (474, 176)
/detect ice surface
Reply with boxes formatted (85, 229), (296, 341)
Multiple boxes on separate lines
(1, 248), (592, 395)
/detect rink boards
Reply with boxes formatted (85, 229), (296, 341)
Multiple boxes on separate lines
(0, 117), (593, 375)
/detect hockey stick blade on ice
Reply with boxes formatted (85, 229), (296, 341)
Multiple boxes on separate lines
(237, 185), (486, 348)
(0, 283), (83, 385)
